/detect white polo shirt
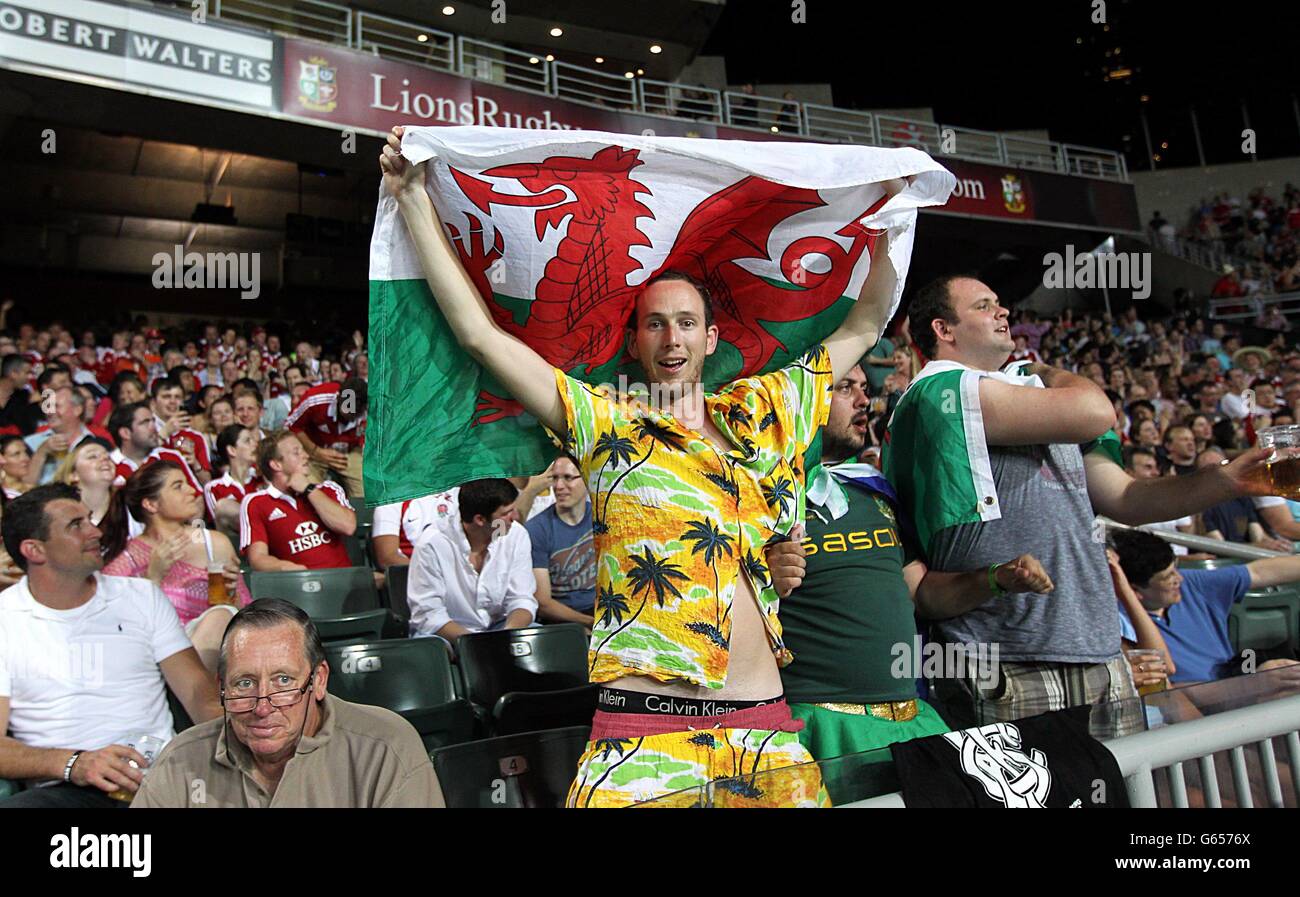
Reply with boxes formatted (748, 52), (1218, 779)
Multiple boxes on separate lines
(407, 519), (538, 636)
(0, 573), (190, 753)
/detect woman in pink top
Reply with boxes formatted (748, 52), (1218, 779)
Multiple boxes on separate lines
(102, 460), (250, 672)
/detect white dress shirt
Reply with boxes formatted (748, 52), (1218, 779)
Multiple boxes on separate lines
(406, 519), (538, 636)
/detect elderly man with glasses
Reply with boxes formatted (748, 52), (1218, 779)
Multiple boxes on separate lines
(131, 599), (444, 807)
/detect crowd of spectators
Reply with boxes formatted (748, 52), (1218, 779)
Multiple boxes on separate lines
(1151, 182), (1300, 299)
(4, 279), (1300, 806)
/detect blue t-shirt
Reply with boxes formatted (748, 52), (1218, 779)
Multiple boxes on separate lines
(524, 502), (596, 613)
(1119, 567), (1251, 682)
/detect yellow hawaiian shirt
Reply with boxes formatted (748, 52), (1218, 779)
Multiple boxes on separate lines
(549, 345), (832, 689)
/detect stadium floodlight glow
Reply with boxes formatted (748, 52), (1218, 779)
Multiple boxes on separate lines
(550, 27), (563, 37)
(770, 126), (779, 133)
(650, 44), (662, 54)
(417, 34), (428, 42)
(624, 71), (634, 78)
(595, 56), (604, 63)
(546, 54), (555, 61)
(529, 56), (540, 64)
(637, 68), (644, 75)
(442, 5), (455, 14)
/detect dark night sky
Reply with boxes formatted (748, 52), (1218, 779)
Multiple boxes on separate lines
(701, 0), (1300, 168)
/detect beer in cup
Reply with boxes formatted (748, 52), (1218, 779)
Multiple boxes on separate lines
(1258, 425), (1300, 500)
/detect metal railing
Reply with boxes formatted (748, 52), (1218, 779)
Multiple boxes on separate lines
(722, 90), (804, 136)
(1209, 290), (1300, 322)
(459, 37), (551, 95)
(846, 693), (1300, 808)
(173, 0), (1131, 182)
(355, 12), (454, 71)
(213, 0), (351, 46)
(554, 62), (634, 111)
(640, 78), (721, 123)
(803, 103), (875, 144)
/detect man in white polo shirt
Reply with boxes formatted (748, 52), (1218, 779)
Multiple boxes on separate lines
(407, 479), (537, 650)
(0, 484), (221, 807)
(371, 489), (460, 570)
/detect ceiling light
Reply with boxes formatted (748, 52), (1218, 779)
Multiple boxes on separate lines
(650, 45), (662, 54)
(770, 126), (779, 133)
(545, 54), (554, 61)
(442, 5), (454, 14)
(624, 71), (634, 78)
(417, 34), (428, 42)
(636, 68), (644, 75)
(529, 57), (539, 64)
(550, 27), (563, 37)
(595, 56), (604, 63)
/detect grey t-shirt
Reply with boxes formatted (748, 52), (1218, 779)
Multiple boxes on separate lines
(927, 441), (1119, 663)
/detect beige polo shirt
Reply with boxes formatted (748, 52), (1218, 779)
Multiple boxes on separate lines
(130, 693), (444, 808)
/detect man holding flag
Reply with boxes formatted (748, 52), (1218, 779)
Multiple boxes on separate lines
(377, 125), (949, 807)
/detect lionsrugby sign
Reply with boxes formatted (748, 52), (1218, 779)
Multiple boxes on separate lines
(366, 126), (954, 504)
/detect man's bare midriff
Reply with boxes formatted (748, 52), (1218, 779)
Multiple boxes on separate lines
(604, 416), (784, 702)
(603, 571), (783, 700)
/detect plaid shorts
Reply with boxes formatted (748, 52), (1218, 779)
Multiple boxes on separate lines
(933, 655), (1144, 738)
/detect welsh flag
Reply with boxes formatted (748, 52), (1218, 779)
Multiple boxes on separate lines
(366, 126), (955, 505)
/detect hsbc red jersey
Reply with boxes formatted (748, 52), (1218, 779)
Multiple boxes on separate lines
(203, 468), (265, 521)
(238, 482), (353, 569)
(164, 426), (212, 472)
(285, 382), (365, 452)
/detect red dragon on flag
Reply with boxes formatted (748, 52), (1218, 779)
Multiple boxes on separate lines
(444, 145), (884, 424)
(366, 126), (952, 503)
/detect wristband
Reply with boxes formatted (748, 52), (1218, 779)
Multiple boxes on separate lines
(988, 563), (1006, 596)
(63, 751), (81, 783)
(303, 483), (318, 497)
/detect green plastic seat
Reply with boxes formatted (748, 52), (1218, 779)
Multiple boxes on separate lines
(493, 684), (598, 736)
(457, 624), (589, 714)
(1241, 587), (1300, 653)
(1228, 605), (1291, 654)
(430, 725), (591, 808)
(247, 567), (380, 617)
(324, 638), (475, 751)
(342, 535), (369, 568)
(0, 778), (20, 801)
(313, 609), (389, 644)
(385, 564), (411, 625)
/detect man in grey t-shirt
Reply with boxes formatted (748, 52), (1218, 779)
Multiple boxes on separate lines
(896, 276), (1276, 729)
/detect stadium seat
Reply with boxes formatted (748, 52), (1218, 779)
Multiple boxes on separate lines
(324, 638), (476, 751)
(0, 778), (20, 800)
(313, 608), (389, 644)
(1240, 586), (1300, 653)
(493, 684), (599, 736)
(1228, 605), (1291, 654)
(456, 624), (589, 713)
(342, 535), (368, 568)
(384, 564), (411, 625)
(430, 725), (591, 808)
(247, 567), (380, 616)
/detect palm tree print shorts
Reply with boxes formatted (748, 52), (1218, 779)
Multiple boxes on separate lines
(566, 699), (831, 807)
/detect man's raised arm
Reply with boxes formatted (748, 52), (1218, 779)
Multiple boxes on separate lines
(979, 364), (1115, 446)
(381, 127), (566, 438)
(823, 178), (911, 382)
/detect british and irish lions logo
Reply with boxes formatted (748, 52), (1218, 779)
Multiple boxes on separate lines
(298, 56), (338, 113)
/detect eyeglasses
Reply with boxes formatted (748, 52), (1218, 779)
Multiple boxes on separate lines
(221, 674), (314, 714)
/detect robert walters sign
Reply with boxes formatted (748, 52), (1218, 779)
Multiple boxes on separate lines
(0, 0), (279, 110)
